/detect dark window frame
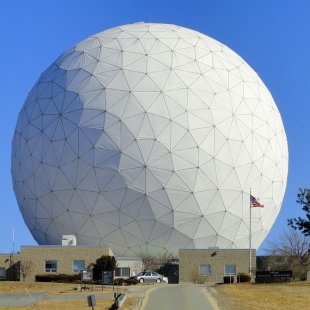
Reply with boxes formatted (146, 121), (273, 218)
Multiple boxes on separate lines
(199, 264), (211, 275)
(72, 260), (85, 273)
(45, 260), (57, 272)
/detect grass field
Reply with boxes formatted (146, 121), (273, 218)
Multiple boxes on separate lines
(0, 281), (116, 310)
(215, 281), (310, 310)
(0, 281), (114, 294)
(0, 298), (115, 310)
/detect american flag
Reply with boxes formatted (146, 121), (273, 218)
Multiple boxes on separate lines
(250, 194), (264, 208)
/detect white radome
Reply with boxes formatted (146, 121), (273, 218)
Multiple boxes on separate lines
(12, 23), (288, 256)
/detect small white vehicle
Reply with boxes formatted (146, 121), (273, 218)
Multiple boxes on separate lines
(135, 271), (166, 283)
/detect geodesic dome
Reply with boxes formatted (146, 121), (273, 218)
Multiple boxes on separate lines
(12, 23), (288, 256)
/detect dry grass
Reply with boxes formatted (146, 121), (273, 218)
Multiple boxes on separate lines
(0, 298), (114, 310)
(0, 281), (112, 294)
(215, 281), (310, 310)
(0, 281), (116, 309)
(121, 297), (140, 310)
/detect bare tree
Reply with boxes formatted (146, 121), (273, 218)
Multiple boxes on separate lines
(266, 228), (310, 280)
(139, 251), (176, 271)
(20, 260), (33, 281)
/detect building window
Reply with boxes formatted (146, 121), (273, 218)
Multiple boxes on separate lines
(0, 267), (5, 279)
(115, 267), (130, 277)
(73, 260), (85, 273)
(200, 264), (211, 275)
(225, 264), (236, 275)
(45, 260), (57, 272)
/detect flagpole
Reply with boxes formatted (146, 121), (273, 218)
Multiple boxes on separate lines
(12, 227), (15, 254)
(249, 189), (252, 279)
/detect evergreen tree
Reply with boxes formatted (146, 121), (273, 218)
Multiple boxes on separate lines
(288, 188), (310, 236)
(92, 255), (117, 280)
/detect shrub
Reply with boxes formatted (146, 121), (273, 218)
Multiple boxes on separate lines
(35, 274), (80, 283)
(190, 269), (205, 284)
(237, 273), (251, 283)
(125, 278), (138, 285)
(223, 275), (234, 284)
(113, 277), (138, 286)
(114, 278), (126, 286)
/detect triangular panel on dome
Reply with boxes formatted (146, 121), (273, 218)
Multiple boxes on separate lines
(137, 115), (156, 139)
(165, 229), (192, 250)
(136, 197), (155, 220)
(148, 197), (172, 219)
(76, 189), (99, 214)
(194, 217), (217, 239)
(147, 114), (170, 137)
(119, 212), (136, 226)
(194, 169), (217, 192)
(101, 48), (124, 68)
(102, 189), (127, 210)
(103, 172), (127, 191)
(92, 210), (120, 224)
(147, 166), (172, 186)
(35, 218), (52, 234)
(46, 220), (62, 241)
(234, 220), (251, 245)
(214, 159), (233, 187)
(166, 172), (190, 192)
(79, 109), (105, 129)
(93, 167), (116, 191)
(165, 88), (188, 111)
(145, 169), (163, 193)
(192, 234), (217, 248)
(122, 113), (145, 137)
(125, 55), (147, 72)
(137, 219), (156, 241)
(54, 212), (76, 233)
(219, 214), (242, 241)
(206, 191), (226, 213)
(121, 195), (145, 219)
(92, 193), (118, 214)
(120, 164), (144, 185)
(121, 221), (144, 240)
(139, 33), (157, 51)
(193, 190), (217, 214)
(106, 70), (130, 91)
(216, 235), (235, 248)
(175, 193), (201, 215)
(171, 153), (196, 170)
(174, 211), (200, 227)
(78, 218), (101, 238)
(123, 69), (145, 89)
(122, 52), (146, 70)
(175, 168), (198, 192)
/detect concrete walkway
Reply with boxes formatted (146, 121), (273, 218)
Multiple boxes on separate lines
(141, 284), (219, 310)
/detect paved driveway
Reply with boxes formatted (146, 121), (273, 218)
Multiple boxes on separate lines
(141, 284), (219, 310)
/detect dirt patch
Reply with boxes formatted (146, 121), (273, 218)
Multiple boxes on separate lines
(214, 282), (310, 310)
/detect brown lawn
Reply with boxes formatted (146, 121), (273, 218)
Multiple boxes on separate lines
(0, 298), (114, 310)
(0, 281), (112, 294)
(0, 281), (116, 310)
(215, 282), (310, 310)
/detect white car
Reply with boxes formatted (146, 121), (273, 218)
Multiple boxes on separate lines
(135, 271), (166, 283)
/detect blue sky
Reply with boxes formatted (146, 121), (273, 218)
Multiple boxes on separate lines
(1, 0), (309, 255)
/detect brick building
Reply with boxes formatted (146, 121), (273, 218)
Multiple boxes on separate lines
(179, 249), (256, 283)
